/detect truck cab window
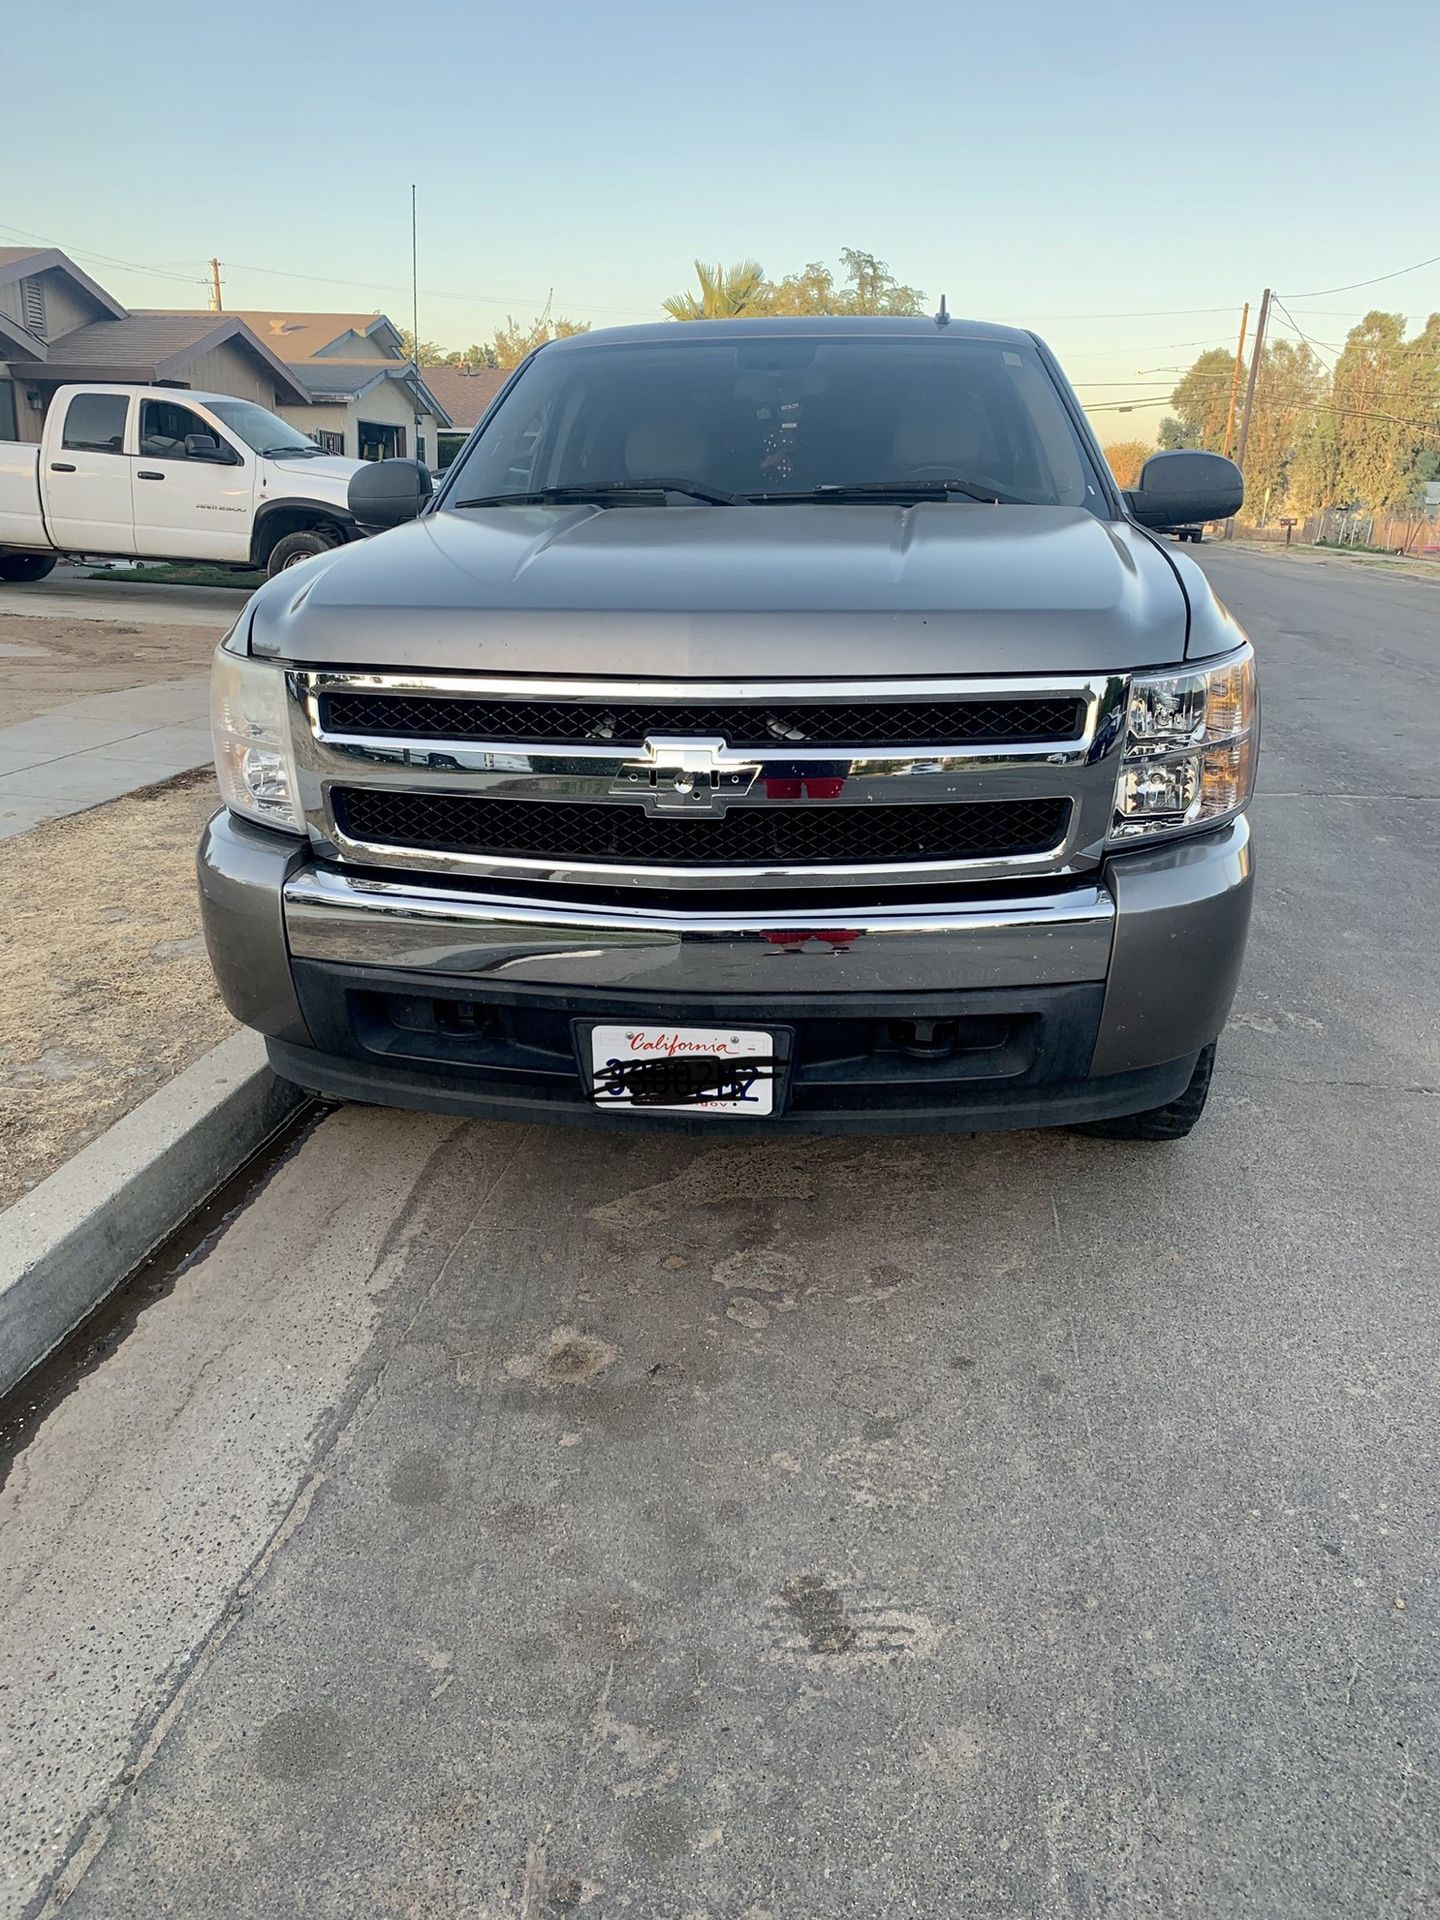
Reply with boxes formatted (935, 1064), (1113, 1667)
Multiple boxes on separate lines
(61, 392), (128, 455)
(139, 399), (232, 462)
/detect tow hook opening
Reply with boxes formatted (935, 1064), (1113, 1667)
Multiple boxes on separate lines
(883, 1015), (1010, 1061)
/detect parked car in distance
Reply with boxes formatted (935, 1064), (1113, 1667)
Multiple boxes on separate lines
(199, 317), (1254, 1141)
(0, 385), (368, 582)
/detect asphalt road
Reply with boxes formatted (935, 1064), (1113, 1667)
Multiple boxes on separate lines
(3, 546), (1438, 1919)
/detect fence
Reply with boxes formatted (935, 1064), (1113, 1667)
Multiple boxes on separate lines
(1232, 508), (1440, 555)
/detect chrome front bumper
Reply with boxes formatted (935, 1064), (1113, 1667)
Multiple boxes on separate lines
(281, 868), (1116, 995)
(199, 811), (1252, 1079)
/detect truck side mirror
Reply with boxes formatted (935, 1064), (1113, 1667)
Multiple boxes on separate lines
(349, 457), (433, 531)
(1126, 450), (1243, 530)
(185, 432), (237, 464)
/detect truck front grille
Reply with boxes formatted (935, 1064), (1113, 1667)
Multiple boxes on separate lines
(320, 691), (1085, 750)
(332, 789), (1072, 870)
(295, 669), (1127, 894)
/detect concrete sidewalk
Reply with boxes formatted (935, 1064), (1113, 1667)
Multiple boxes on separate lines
(0, 675), (211, 839)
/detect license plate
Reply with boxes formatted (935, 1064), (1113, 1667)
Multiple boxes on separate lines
(587, 1024), (779, 1117)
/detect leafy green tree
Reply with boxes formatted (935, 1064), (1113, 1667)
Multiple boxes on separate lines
(1103, 439), (1155, 489)
(664, 249), (926, 321)
(839, 248), (925, 316)
(488, 311), (589, 367)
(663, 259), (769, 320)
(398, 329), (447, 366)
(444, 342), (500, 370)
(1238, 340), (1325, 524)
(1290, 310), (1440, 514)
(1162, 349), (1236, 452)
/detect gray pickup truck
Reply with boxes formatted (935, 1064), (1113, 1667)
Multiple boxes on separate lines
(199, 316), (1255, 1139)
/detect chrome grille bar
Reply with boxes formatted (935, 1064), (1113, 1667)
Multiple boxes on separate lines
(287, 670), (1129, 893)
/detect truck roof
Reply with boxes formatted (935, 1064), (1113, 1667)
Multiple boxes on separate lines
(543, 315), (1040, 352)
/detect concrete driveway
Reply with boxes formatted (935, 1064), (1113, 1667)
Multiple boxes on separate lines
(3, 547), (1438, 1918)
(0, 570), (249, 628)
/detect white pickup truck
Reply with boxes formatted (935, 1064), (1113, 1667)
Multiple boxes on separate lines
(0, 384), (368, 582)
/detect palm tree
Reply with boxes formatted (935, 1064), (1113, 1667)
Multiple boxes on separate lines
(662, 259), (769, 321)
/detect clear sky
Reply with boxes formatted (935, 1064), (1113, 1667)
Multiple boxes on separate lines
(8, 0), (1439, 444)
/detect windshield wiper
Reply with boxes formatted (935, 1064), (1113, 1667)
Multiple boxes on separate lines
(743, 480), (1032, 506)
(262, 444), (323, 457)
(455, 481), (736, 508)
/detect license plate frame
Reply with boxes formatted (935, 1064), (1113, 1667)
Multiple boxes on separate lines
(578, 1021), (792, 1119)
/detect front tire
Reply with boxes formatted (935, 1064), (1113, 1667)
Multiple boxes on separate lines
(265, 530), (336, 579)
(1074, 1043), (1216, 1142)
(0, 552), (58, 583)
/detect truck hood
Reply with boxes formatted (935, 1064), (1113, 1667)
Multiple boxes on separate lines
(246, 502), (1190, 675)
(260, 452), (363, 498)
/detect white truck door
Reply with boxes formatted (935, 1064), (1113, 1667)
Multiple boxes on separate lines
(132, 397), (253, 562)
(43, 391), (137, 555)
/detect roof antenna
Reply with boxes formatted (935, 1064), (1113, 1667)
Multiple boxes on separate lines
(934, 294), (950, 329)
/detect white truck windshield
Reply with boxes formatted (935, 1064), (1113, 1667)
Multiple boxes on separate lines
(206, 400), (324, 458)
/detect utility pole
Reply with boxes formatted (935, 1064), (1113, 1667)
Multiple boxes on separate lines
(1221, 301), (1250, 459)
(208, 257), (223, 312)
(1226, 288), (1270, 540)
(1233, 288), (1271, 476)
(410, 185), (419, 361)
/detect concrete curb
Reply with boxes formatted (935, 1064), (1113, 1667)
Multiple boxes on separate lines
(0, 1031), (308, 1398)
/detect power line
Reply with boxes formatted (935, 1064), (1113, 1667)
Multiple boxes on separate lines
(219, 256), (647, 317)
(1280, 251), (1440, 299)
(1269, 298), (1337, 371)
(0, 221), (209, 287)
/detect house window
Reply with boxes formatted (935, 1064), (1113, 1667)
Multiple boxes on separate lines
(310, 430), (345, 455)
(0, 380), (16, 442)
(20, 277), (46, 337)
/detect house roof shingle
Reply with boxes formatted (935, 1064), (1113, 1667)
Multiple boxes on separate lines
(292, 358), (453, 425)
(416, 364), (510, 432)
(139, 308), (403, 361)
(30, 313), (309, 401)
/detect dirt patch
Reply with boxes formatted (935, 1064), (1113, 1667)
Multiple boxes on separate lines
(0, 614), (225, 727)
(0, 770), (232, 1209)
(502, 1327), (620, 1388)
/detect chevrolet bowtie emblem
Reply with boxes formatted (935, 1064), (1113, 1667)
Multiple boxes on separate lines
(612, 736), (762, 815)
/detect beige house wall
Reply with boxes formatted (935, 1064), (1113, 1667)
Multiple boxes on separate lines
(277, 382), (442, 463)
(313, 332), (393, 362)
(0, 270), (101, 340)
(183, 341), (282, 407)
(37, 276), (99, 339)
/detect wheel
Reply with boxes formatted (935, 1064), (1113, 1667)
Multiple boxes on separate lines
(265, 530), (336, 579)
(1190, 529), (1204, 544)
(1074, 1043), (1216, 1142)
(0, 552), (57, 583)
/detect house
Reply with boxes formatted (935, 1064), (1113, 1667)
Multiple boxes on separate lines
(0, 248), (307, 440)
(413, 365), (512, 468)
(0, 247), (452, 462)
(140, 308), (453, 465)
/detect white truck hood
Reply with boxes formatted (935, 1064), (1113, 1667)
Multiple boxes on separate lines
(261, 452), (363, 502)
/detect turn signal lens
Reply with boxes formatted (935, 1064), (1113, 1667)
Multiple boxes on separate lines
(1112, 646), (1256, 842)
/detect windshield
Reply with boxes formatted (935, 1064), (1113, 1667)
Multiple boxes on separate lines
(205, 399), (323, 457)
(445, 334), (1109, 513)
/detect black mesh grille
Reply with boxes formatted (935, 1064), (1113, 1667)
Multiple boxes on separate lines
(320, 691), (1083, 750)
(332, 789), (1071, 868)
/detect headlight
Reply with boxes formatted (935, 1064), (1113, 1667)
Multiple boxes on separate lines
(1111, 645), (1257, 841)
(210, 644), (305, 833)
